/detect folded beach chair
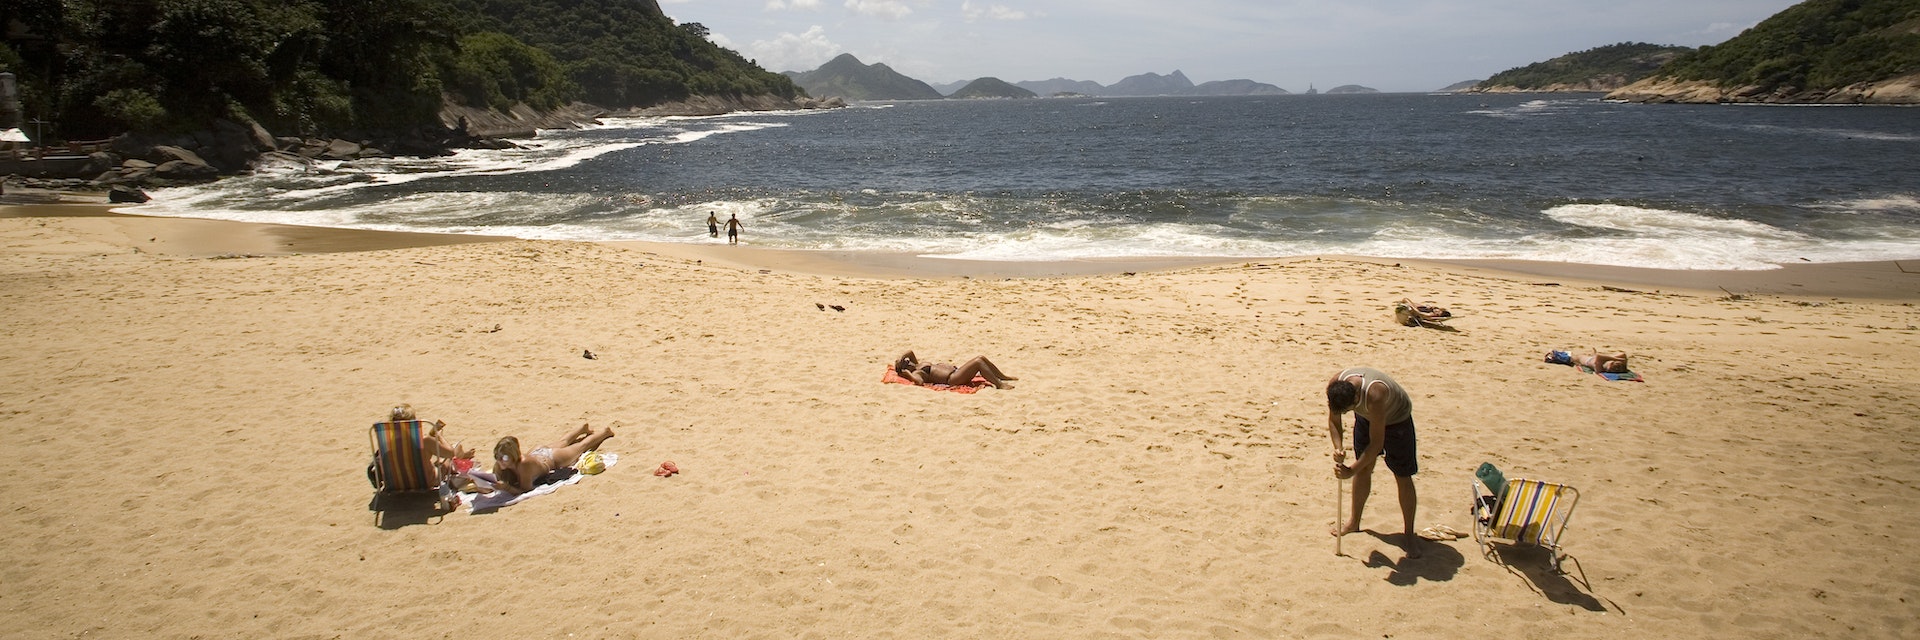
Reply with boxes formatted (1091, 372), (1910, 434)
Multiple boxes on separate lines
(367, 420), (453, 512)
(1471, 462), (1580, 572)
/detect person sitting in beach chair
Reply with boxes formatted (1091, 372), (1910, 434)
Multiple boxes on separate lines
(1394, 298), (1453, 327)
(1470, 462), (1581, 572)
(368, 405), (475, 509)
(893, 350), (1018, 390)
(491, 423), (616, 494)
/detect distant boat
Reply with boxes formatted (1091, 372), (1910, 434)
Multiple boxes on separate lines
(1305, 83), (1318, 95)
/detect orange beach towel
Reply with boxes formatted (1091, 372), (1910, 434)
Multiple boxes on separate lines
(881, 365), (988, 393)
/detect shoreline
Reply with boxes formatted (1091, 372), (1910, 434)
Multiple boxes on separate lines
(6, 202), (1916, 300)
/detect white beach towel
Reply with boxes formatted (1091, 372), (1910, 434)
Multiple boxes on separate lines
(459, 452), (618, 513)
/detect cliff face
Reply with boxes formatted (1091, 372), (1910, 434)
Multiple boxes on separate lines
(1606, 72), (1920, 104)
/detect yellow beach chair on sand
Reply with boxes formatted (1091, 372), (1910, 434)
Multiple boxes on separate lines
(1472, 462), (1580, 572)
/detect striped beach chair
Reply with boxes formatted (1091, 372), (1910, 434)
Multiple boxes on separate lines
(1472, 465), (1580, 572)
(367, 420), (450, 511)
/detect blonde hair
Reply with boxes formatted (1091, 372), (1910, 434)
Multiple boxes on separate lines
(493, 436), (524, 488)
(493, 436), (521, 464)
(389, 404), (416, 422)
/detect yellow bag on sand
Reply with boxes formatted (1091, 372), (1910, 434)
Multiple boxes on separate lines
(577, 450), (606, 475)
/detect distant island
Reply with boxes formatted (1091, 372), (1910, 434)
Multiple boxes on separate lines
(1608, 0), (1920, 104)
(1470, 42), (1691, 93)
(1324, 85), (1380, 95)
(948, 77), (1037, 100)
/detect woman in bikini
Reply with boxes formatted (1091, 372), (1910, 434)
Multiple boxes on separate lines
(893, 350), (1017, 389)
(1576, 350), (1630, 373)
(1545, 349), (1630, 373)
(491, 423), (617, 494)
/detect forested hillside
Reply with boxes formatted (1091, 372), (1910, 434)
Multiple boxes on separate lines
(1612, 0), (1920, 102)
(1641, 0), (1920, 94)
(0, 0), (800, 142)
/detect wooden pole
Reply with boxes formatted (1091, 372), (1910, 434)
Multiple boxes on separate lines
(1335, 473), (1345, 556)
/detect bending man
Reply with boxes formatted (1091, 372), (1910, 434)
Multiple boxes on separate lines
(1327, 366), (1422, 558)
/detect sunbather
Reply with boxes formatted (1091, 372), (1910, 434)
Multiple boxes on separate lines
(1395, 298), (1452, 326)
(893, 350), (1017, 389)
(1545, 349), (1629, 373)
(491, 423), (616, 494)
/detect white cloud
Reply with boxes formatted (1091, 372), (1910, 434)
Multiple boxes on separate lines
(961, 1), (1028, 21)
(748, 25), (843, 72)
(845, 0), (913, 19)
(765, 0), (822, 9)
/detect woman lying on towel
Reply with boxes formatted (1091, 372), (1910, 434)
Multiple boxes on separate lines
(893, 350), (1017, 390)
(1545, 349), (1630, 373)
(1395, 298), (1453, 326)
(491, 423), (616, 494)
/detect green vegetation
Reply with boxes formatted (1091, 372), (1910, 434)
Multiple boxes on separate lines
(439, 0), (798, 107)
(1653, 0), (1920, 91)
(0, 0), (798, 141)
(1481, 42), (1694, 89)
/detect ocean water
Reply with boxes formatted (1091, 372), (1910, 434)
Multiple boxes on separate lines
(125, 94), (1920, 270)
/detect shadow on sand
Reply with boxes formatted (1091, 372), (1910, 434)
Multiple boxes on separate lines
(1486, 545), (1624, 614)
(367, 492), (456, 529)
(1355, 530), (1466, 586)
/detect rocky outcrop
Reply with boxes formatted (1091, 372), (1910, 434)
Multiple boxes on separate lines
(611, 94), (846, 117)
(1606, 72), (1920, 104)
(438, 101), (609, 139)
(14, 92), (844, 192)
(1472, 75), (1633, 93)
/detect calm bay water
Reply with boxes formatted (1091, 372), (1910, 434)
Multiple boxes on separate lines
(128, 94), (1920, 270)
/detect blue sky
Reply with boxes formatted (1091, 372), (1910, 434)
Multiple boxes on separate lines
(661, 0), (1804, 92)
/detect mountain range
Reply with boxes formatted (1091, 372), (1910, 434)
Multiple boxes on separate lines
(786, 56), (1290, 100)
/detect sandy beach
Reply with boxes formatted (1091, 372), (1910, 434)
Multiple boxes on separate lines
(3, 205), (1917, 638)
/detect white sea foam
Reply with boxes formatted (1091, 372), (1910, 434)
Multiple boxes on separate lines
(1466, 98), (1590, 119)
(1814, 194), (1920, 213)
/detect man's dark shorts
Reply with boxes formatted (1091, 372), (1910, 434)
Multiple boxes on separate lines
(1353, 415), (1418, 477)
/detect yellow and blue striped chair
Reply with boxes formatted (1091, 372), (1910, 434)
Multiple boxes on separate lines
(1472, 467), (1580, 572)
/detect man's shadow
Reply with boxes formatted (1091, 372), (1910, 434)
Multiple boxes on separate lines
(1354, 530), (1465, 585)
